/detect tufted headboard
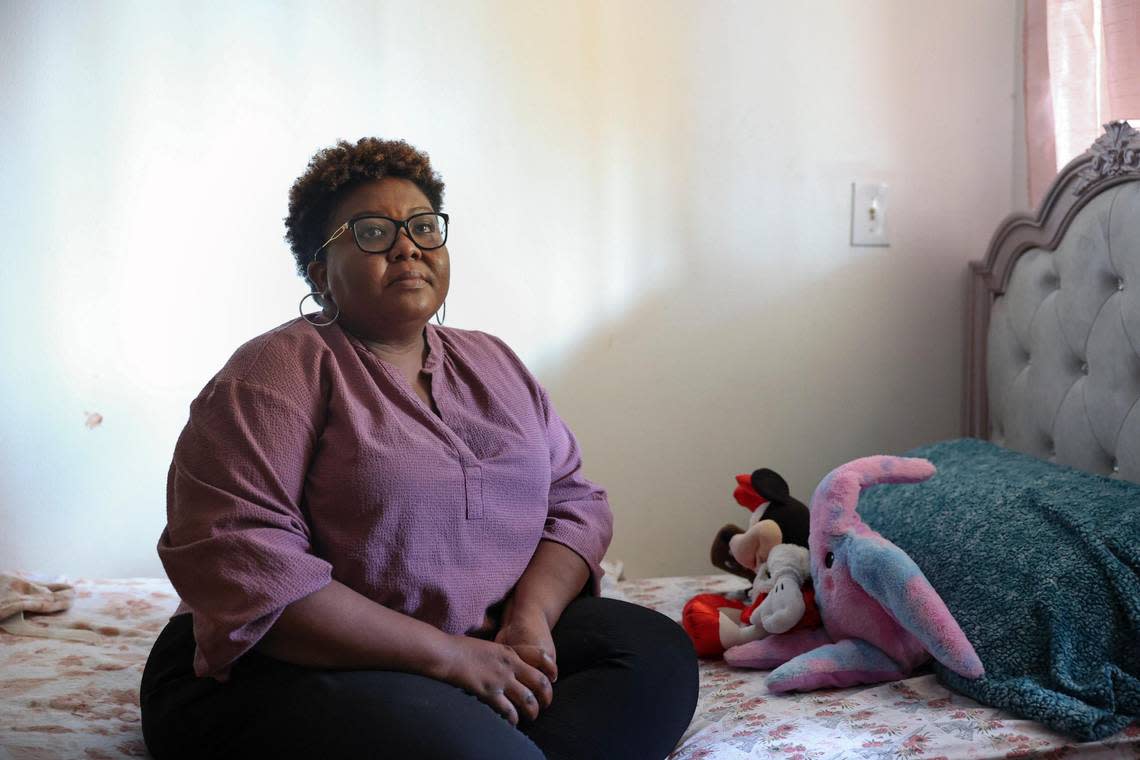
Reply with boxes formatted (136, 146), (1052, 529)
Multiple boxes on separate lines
(963, 121), (1140, 483)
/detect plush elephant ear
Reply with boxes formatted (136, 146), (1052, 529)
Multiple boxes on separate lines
(751, 469), (790, 502)
(846, 537), (984, 679)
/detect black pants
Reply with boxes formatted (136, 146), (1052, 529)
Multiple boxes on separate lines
(140, 597), (698, 759)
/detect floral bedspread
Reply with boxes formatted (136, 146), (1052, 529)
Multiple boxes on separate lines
(1, 574), (1136, 759)
(0, 577), (179, 760)
(610, 574), (1140, 760)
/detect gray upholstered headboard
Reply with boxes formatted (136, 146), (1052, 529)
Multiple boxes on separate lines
(964, 121), (1140, 483)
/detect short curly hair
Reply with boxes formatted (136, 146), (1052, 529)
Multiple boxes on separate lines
(285, 138), (445, 284)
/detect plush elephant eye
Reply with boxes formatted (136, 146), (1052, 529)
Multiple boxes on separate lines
(824, 552), (835, 568)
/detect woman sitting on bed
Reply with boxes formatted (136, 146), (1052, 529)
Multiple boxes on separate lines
(139, 138), (698, 760)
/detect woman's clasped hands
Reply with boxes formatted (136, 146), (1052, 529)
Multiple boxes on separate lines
(438, 607), (556, 726)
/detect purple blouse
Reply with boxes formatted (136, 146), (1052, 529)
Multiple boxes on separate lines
(158, 320), (613, 678)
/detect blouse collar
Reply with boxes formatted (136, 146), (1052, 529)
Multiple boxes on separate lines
(340, 322), (444, 375)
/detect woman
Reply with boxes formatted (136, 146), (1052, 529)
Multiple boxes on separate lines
(140, 138), (698, 759)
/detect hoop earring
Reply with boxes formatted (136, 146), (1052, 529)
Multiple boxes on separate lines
(299, 291), (339, 327)
(434, 301), (446, 326)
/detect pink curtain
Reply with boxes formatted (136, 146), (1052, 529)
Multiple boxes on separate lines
(1024, 0), (1140, 207)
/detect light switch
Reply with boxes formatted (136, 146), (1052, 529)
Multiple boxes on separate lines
(851, 182), (890, 247)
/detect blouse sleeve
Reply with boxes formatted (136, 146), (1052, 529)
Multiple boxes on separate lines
(539, 388), (614, 594)
(158, 378), (333, 679)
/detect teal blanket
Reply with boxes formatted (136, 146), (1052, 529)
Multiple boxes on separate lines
(857, 438), (1140, 741)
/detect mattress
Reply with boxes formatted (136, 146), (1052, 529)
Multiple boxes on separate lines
(1, 574), (1137, 759)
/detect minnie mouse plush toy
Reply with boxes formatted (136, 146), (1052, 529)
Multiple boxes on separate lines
(684, 469), (820, 657)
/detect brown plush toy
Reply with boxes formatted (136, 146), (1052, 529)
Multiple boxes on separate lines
(710, 523), (757, 581)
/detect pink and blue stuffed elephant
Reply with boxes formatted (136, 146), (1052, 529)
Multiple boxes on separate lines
(724, 455), (985, 692)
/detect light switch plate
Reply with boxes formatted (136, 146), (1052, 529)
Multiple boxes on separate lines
(851, 182), (890, 247)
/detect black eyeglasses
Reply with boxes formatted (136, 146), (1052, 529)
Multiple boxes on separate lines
(314, 212), (449, 258)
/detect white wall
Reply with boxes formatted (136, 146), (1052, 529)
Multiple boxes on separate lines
(0, 0), (1021, 579)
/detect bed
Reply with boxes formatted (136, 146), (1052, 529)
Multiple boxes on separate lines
(3, 572), (1136, 759)
(2, 123), (1139, 759)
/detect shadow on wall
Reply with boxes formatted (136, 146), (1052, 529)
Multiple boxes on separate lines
(539, 248), (967, 579)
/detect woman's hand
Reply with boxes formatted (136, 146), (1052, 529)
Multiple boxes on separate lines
(495, 605), (558, 684)
(436, 635), (553, 725)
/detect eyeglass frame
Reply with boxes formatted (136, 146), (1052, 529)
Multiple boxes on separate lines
(312, 212), (450, 260)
